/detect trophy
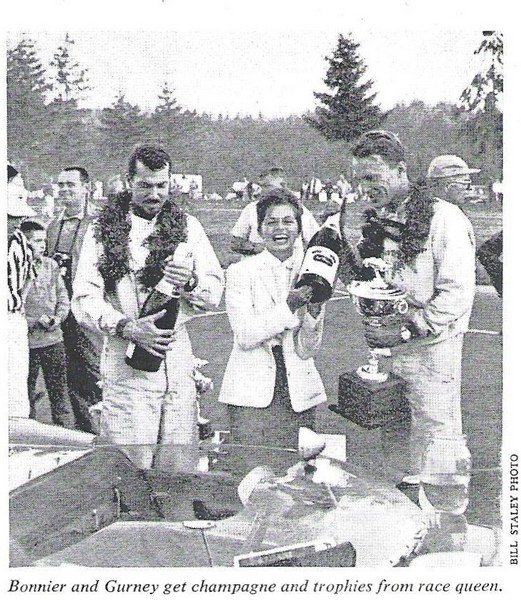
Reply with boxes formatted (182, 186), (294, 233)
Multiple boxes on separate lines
(329, 258), (410, 429)
(348, 258), (408, 382)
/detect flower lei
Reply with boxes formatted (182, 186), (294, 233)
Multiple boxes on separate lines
(357, 179), (436, 276)
(94, 191), (187, 293)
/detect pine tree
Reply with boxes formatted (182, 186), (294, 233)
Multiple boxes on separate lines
(44, 34), (93, 173)
(152, 82), (182, 146)
(460, 31), (503, 113)
(99, 92), (150, 173)
(458, 31), (503, 181)
(49, 33), (91, 104)
(7, 37), (51, 184)
(155, 82), (182, 115)
(305, 34), (383, 142)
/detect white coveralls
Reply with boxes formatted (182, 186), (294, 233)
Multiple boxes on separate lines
(382, 199), (476, 476)
(72, 212), (224, 469)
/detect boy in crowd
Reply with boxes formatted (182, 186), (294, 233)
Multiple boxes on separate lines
(21, 220), (75, 428)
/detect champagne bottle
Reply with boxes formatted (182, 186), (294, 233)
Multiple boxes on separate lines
(125, 278), (180, 373)
(295, 226), (342, 302)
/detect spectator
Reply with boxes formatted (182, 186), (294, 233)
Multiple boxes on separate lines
(21, 220), (75, 428)
(7, 164), (36, 420)
(477, 230), (503, 297)
(42, 183), (55, 219)
(308, 176), (322, 201)
(337, 174), (352, 201)
(492, 179), (503, 203)
(426, 155), (480, 207)
(47, 166), (101, 433)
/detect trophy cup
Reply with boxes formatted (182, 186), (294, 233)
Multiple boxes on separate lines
(329, 258), (410, 429)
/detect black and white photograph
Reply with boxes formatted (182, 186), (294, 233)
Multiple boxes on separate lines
(3, 0), (517, 594)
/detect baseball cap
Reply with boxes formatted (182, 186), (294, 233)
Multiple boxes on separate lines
(426, 155), (480, 179)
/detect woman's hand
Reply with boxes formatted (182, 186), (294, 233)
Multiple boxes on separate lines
(287, 285), (313, 312)
(307, 302), (323, 319)
(339, 196), (351, 244)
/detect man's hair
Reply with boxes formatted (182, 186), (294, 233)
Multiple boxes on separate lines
(62, 166), (90, 183)
(256, 187), (302, 233)
(128, 145), (172, 178)
(351, 130), (405, 165)
(20, 220), (46, 235)
(259, 166), (285, 180)
(8, 164), (19, 183)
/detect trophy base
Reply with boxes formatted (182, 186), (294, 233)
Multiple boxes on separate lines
(330, 370), (409, 429)
(356, 365), (389, 383)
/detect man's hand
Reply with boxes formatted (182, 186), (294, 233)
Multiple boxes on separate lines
(128, 310), (176, 358)
(38, 314), (58, 330)
(162, 256), (194, 290)
(287, 285), (313, 312)
(363, 319), (407, 348)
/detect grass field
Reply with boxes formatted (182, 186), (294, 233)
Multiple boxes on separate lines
(33, 199), (503, 528)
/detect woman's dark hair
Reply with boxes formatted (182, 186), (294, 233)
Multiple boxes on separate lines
(256, 187), (303, 234)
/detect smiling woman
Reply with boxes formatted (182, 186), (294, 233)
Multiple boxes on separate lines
(218, 187), (327, 449)
(257, 189), (302, 262)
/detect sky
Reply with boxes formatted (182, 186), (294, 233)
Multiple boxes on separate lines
(6, 29), (486, 118)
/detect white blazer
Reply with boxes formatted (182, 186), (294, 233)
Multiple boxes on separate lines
(218, 250), (327, 412)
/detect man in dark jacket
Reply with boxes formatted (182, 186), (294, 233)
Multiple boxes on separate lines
(47, 167), (101, 433)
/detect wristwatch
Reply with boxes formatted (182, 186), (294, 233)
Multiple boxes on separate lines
(400, 326), (412, 342)
(115, 317), (132, 339)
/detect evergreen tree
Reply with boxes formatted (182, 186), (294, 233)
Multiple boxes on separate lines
(49, 33), (91, 104)
(155, 82), (182, 115)
(152, 82), (182, 146)
(99, 92), (150, 174)
(458, 31), (503, 181)
(7, 37), (51, 183)
(305, 34), (383, 142)
(460, 31), (503, 113)
(45, 34), (93, 175)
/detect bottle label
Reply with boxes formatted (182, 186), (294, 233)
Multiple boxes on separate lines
(299, 245), (339, 286)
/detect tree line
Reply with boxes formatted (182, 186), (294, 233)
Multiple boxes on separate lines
(7, 33), (502, 194)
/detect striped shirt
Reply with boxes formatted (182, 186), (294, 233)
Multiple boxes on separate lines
(7, 229), (33, 313)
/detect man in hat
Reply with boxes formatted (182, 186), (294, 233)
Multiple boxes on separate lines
(7, 164), (36, 419)
(47, 166), (101, 433)
(338, 132), (476, 486)
(230, 166), (319, 256)
(426, 154), (481, 206)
